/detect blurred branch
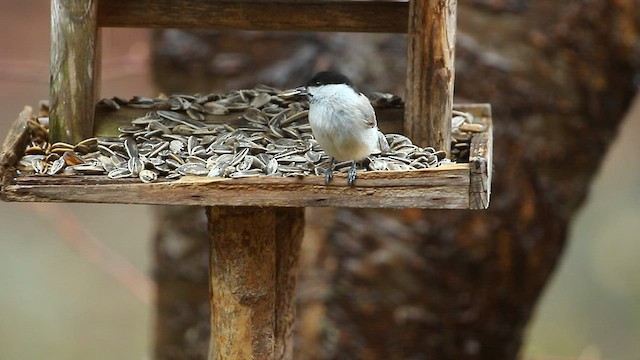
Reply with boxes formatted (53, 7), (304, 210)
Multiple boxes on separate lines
(22, 203), (156, 305)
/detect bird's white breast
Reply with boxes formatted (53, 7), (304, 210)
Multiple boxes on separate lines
(307, 84), (380, 161)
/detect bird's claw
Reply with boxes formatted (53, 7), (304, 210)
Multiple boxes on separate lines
(347, 162), (357, 186)
(324, 158), (335, 184)
(324, 168), (333, 184)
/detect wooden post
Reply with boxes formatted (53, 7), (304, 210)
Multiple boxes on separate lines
(207, 207), (304, 360)
(50, 0), (101, 144)
(274, 208), (305, 360)
(404, 0), (457, 154)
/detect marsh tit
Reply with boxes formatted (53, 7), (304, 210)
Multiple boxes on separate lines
(300, 71), (388, 185)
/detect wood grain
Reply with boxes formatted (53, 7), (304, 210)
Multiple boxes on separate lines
(207, 206), (303, 360)
(208, 206), (277, 359)
(469, 112), (492, 209)
(3, 166), (471, 208)
(453, 103), (491, 118)
(0, 108), (31, 195)
(274, 208), (304, 359)
(98, 0), (409, 33)
(50, 0), (101, 144)
(404, 0), (457, 153)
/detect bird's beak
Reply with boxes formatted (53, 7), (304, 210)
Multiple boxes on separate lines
(279, 86), (307, 97)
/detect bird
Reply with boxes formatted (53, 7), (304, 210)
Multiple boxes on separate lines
(303, 71), (388, 186)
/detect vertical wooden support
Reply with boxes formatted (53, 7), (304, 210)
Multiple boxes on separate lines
(50, 0), (101, 144)
(207, 206), (304, 360)
(404, 0), (457, 154)
(274, 208), (305, 360)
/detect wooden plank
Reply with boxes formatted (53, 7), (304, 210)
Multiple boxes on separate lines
(404, 0), (457, 153)
(3, 165), (470, 209)
(98, 0), (409, 33)
(0, 107), (32, 195)
(469, 112), (492, 209)
(50, 0), (101, 143)
(453, 103), (491, 118)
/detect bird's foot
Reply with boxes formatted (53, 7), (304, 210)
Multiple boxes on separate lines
(324, 158), (335, 184)
(347, 161), (357, 186)
(324, 168), (333, 184)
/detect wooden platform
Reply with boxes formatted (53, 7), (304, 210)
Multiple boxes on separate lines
(0, 104), (492, 210)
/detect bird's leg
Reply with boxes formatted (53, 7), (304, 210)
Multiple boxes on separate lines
(324, 157), (335, 184)
(347, 161), (357, 186)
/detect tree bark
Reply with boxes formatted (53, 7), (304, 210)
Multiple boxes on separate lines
(149, 1), (639, 358)
(313, 2), (639, 359)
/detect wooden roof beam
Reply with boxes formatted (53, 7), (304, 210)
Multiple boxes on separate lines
(98, 0), (410, 33)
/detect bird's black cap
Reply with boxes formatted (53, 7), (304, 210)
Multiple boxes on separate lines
(307, 71), (355, 88)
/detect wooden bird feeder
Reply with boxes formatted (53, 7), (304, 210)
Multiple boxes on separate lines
(0, 1), (493, 359)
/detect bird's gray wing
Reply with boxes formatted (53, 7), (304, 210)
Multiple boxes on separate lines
(355, 93), (377, 128)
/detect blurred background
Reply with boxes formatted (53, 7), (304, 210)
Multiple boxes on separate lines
(0, 1), (638, 359)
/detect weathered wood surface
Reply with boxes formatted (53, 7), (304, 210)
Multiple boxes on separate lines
(274, 208), (305, 360)
(404, 0), (457, 154)
(469, 109), (492, 210)
(98, 0), (409, 33)
(50, 0), (101, 144)
(207, 206), (303, 360)
(0, 107), (31, 192)
(453, 103), (490, 118)
(3, 166), (470, 208)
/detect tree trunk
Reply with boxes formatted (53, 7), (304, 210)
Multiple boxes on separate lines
(149, 1), (639, 358)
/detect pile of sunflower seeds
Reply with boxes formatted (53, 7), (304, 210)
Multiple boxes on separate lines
(17, 87), (482, 183)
